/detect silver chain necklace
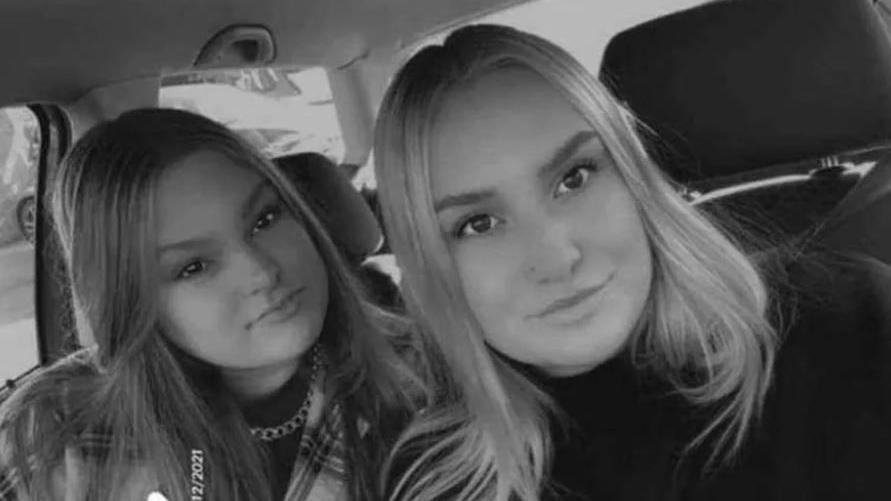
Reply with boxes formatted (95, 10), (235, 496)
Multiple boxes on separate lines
(250, 345), (324, 442)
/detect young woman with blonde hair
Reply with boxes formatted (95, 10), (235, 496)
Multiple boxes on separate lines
(0, 108), (426, 501)
(375, 24), (891, 501)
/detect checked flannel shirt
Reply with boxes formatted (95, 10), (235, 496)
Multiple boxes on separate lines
(0, 363), (352, 501)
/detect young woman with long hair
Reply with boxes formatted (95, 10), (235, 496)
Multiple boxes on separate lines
(374, 24), (891, 501)
(0, 108), (427, 501)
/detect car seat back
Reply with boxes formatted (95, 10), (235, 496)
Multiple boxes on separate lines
(599, 0), (891, 255)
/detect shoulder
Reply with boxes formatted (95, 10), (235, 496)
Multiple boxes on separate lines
(778, 251), (891, 371)
(0, 350), (109, 500)
(770, 253), (890, 429)
(787, 250), (891, 308)
(770, 252), (891, 405)
(773, 252), (891, 395)
(0, 445), (159, 501)
(731, 253), (891, 497)
(1, 348), (100, 427)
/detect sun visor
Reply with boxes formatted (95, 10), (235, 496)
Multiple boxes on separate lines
(599, 0), (891, 182)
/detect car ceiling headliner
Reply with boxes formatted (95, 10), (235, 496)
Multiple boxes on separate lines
(0, 0), (527, 105)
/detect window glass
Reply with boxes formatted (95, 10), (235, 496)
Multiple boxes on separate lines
(159, 67), (344, 161)
(0, 106), (40, 381)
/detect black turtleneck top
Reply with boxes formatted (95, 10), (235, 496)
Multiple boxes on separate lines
(542, 254), (891, 501)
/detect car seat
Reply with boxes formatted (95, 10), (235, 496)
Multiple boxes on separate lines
(274, 152), (381, 261)
(274, 152), (403, 308)
(811, 153), (891, 263)
(599, 0), (891, 260)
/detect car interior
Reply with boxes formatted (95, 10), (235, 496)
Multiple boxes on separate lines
(0, 0), (889, 417)
(600, 0), (891, 260)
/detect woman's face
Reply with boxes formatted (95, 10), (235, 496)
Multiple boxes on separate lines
(155, 150), (328, 371)
(428, 67), (652, 377)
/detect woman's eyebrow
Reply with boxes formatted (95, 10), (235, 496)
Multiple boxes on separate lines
(434, 188), (497, 213)
(536, 130), (599, 183)
(158, 237), (212, 257)
(240, 179), (274, 221)
(159, 180), (272, 257)
(433, 132), (600, 213)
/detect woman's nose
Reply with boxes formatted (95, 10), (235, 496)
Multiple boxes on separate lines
(240, 243), (281, 294)
(522, 217), (583, 285)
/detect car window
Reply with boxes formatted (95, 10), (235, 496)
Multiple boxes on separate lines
(159, 67), (344, 161)
(0, 106), (41, 382)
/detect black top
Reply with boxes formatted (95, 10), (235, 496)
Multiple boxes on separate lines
(542, 253), (891, 501)
(241, 367), (311, 500)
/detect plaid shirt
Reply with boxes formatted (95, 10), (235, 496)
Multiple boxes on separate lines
(0, 369), (352, 501)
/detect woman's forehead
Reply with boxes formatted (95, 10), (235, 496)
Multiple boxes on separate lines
(160, 150), (260, 196)
(435, 66), (556, 122)
(428, 68), (594, 197)
(155, 151), (265, 242)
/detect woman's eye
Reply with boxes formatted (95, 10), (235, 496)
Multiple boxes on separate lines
(251, 204), (283, 235)
(455, 214), (500, 238)
(177, 260), (208, 280)
(555, 161), (599, 196)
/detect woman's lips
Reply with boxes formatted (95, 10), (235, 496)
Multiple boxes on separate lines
(531, 274), (613, 322)
(248, 288), (305, 329)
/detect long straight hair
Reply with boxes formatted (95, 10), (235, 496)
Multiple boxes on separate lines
(0, 108), (426, 500)
(375, 24), (778, 500)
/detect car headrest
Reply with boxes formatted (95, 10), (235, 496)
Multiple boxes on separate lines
(274, 152), (382, 262)
(599, 0), (891, 182)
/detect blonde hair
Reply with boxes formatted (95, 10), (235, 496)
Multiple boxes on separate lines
(376, 24), (778, 499)
(0, 108), (425, 500)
